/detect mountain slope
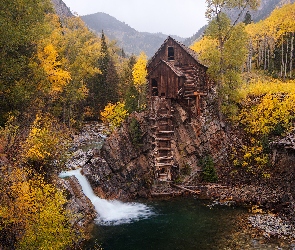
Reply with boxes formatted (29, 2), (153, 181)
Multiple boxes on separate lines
(184, 0), (295, 47)
(225, 0), (295, 23)
(81, 12), (184, 58)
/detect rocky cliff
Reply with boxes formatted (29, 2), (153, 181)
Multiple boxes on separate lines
(80, 89), (295, 229)
(82, 87), (231, 200)
(51, 0), (73, 18)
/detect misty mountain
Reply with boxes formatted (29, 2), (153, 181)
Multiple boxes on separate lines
(184, 0), (295, 47)
(81, 12), (185, 58)
(183, 25), (207, 46)
(52, 0), (295, 56)
(225, 0), (295, 24)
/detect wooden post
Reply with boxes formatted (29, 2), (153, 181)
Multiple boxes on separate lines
(194, 92), (207, 116)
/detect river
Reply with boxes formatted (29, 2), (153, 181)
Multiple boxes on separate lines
(60, 170), (292, 249)
(62, 168), (288, 249)
(83, 197), (249, 250)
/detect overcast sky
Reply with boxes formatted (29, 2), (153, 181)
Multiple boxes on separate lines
(62, 0), (208, 38)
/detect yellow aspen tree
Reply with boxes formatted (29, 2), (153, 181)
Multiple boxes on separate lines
(0, 168), (76, 250)
(22, 114), (70, 175)
(132, 52), (147, 89)
(37, 43), (71, 97)
(132, 52), (148, 110)
(203, 0), (260, 119)
(100, 102), (128, 131)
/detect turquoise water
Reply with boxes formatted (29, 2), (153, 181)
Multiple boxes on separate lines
(84, 197), (250, 250)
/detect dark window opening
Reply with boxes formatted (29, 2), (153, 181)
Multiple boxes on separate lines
(161, 93), (166, 97)
(168, 46), (174, 60)
(152, 79), (158, 96)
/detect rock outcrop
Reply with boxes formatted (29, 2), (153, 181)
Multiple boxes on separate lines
(82, 88), (229, 200)
(83, 113), (153, 200)
(51, 0), (73, 18)
(57, 177), (96, 229)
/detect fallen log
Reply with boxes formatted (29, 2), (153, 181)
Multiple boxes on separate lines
(171, 184), (201, 194)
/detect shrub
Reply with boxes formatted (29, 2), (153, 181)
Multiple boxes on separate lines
(129, 117), (142, 147)
(100, 102), (129, 131)
(22, 114), (70, 176)
(0, 167), (76, 250)
(180, 163), (192, 176)
(200, 155), (218, 183)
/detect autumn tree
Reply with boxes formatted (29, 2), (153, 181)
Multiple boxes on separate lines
(0, 0), (53, 125)
(118, 55), (137, 113)
(0, 167), (76, 249)
(21, 113), (70, 179)
(100, 102), (128, 131)
(195, 0), (260, 117)
(131, 52), (148, 111)
(245, 3), (295, 78)
(192, 16), (249, 116)
(49, 16), (101, 125)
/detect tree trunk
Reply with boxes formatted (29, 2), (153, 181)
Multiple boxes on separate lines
(281, 37), (284, 78)
(290, 33), (294, 78)
(268, 49), (270, 71)
(248, 39), (252, 72)
(264, 37), (267, 71)
(285, 37), (289, 78)
(63, 103), (66, 125)
(249, 40), (252, 72)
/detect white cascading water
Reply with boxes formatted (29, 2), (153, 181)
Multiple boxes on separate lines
(59, 169), (154, 225)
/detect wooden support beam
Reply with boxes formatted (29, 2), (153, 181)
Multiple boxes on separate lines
(171, 184), (201, 194)
(193, 91), (207, 116)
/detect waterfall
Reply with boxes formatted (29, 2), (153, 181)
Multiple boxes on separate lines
(59, 169), (154, 225)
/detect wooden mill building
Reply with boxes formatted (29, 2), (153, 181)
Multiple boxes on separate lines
(147, 36), (211, 181)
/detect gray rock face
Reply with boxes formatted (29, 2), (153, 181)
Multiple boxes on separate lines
(57, 176), (96, 228)
(83, 89), (228, 200)
(271, 130), (295, 151)
(83, 113), (153, 200)
(51, 0), (73, 18)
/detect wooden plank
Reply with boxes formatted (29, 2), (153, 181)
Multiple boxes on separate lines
(156, 130), (174, 134)
(155, 163), (173, 167)
(171, 184), (201, 194)
(193, 91), (207, 96)
(155, 156), (173, 160)
(155, 138), (172, 141)
(155, 148), (171, 151)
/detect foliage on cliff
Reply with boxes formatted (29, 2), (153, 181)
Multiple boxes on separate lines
(0, 167), (76, 250)
(237, 79), (295, 136)
(100, 102), (129, 131)
(231, 78), (295, 174)
(192, 2), (295, 176)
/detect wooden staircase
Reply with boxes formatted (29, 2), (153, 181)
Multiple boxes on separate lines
(150, 97), (175, 181)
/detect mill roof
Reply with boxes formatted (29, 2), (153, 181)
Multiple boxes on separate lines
(147, 59), (185, 77)
(147, 36), (204, 68)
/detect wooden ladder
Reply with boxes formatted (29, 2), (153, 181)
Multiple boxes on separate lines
(150, 96), (175, 181)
